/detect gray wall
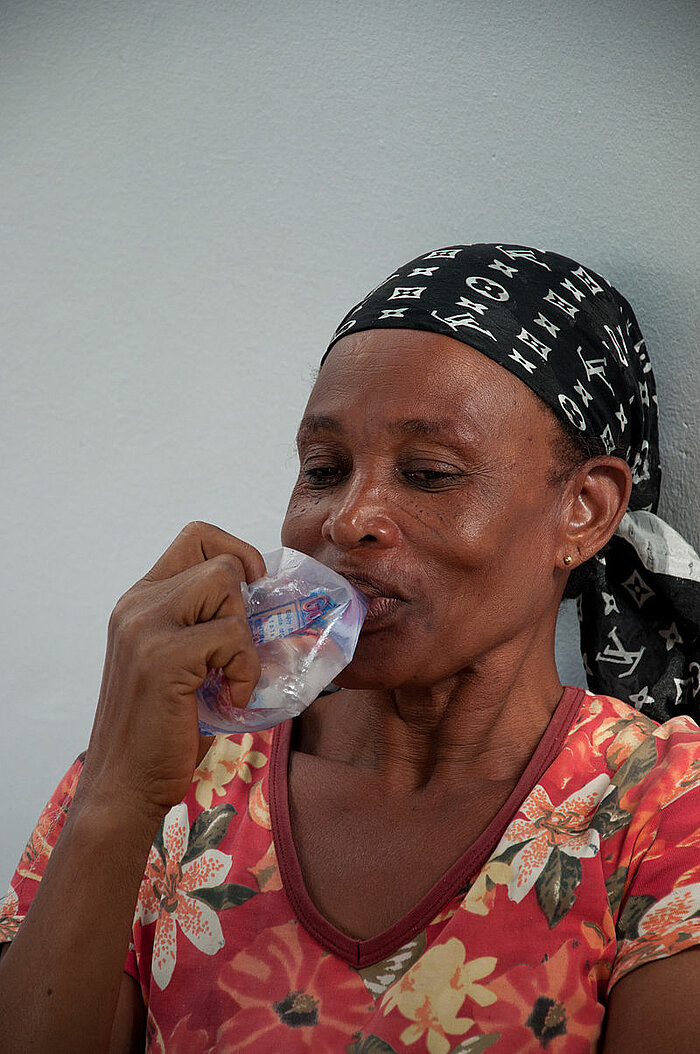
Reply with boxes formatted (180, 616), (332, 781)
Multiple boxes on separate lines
(1, 0), (698, 890)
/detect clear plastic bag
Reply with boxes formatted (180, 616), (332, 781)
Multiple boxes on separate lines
(196, 548), (368, 733)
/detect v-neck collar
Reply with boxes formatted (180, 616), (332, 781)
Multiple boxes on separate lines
(269, 685), (585, 968)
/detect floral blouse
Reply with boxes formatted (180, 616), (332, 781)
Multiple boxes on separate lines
(4, 688), (700, 1053)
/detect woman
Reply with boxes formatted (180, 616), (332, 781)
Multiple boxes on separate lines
(1, 244), (700, 1053)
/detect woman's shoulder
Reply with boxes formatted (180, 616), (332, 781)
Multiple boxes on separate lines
(569, 688), (700, 755)
(561, 688), (700, 809)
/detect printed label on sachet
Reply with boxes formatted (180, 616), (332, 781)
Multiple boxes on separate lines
(248, 590), (338, 644)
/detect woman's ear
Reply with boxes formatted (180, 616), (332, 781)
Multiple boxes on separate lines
(560, 456), (633, 570)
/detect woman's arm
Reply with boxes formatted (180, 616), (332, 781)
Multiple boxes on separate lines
(602, 946), (700, 1053)
(109, 974), (146, 1054)
(0, 522), (266, 1053)
(0, 798), (154, 1053)
(0, 948), (145, 1054)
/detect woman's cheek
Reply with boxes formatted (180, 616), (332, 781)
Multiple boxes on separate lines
(281, 494), (321, 548)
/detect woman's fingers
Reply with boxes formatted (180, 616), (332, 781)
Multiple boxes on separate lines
(83, 524), (268, 816)
(144, 521), (267, 585)
(112, 552), (262, 703)
(151, 552), (254, 626)
(177, 616), (262, 707)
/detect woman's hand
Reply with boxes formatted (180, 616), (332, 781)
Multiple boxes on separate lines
(0, 522), (266, 1053)
(77, 521), (267, 821)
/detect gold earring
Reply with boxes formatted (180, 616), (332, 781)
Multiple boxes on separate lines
(563, 555), (573, 566)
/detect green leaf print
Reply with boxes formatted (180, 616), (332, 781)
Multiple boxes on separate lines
(612, 736), (658, 798)
(152, 815), (166, 863)
(491, 840), (532, 865)
(535, 846), (582, 928)
(590, 787), (632, 840)
(358, 931), (427, 998)
(181, 803), (237, 866)
(449, 1034), (501, 1053)
(189, 882), (257, 911)
(605, 865), (628, 917)
(583, 920), (606, 944)
(617, 894), (656, 940)
(346, 1034), (400, 1053)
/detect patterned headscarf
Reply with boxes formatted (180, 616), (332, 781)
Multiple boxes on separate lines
(324, 244), (700, 722)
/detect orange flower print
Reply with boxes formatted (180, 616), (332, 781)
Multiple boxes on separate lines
(248, 841), (283, 892)
(15, 802), (64, 883)
(0, 885), (19, 942)
(217, 920), (374, 1051)
(381, 939), (496, 1054)
(485, 940), (604, 1049)
(1, 758), (84, 892)
(591, 713), (656, 770)
(499, 775), (608, 904)
(640, 884), (700, 936)
(134, 802), (250, 990)
(247, 778), (271, 829)
(639, 740), (700, 811)
(614, 882), (700, 981)
(145, 1008), (211, 1054)
(193, 734), (267, 810)
(164, 1013), (212, 1053)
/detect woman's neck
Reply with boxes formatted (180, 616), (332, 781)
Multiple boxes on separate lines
(294, 638), (565, 796)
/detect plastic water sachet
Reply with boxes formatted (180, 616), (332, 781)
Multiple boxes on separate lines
(196, 548), (368, 733)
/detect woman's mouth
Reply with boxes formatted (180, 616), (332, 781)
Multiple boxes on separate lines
(338, 571), (406, 628)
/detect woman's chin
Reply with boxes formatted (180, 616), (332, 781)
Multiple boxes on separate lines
(332, 651), (416, 692)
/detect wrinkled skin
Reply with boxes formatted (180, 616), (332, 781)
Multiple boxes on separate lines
(283, 328), (601, 700)
(276, 327), (632, 946)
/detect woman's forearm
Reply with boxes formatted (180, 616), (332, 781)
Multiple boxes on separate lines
(0, 792), (161, 1054)
(0, 523), (266, 1052)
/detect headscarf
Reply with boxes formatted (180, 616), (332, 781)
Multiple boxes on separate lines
(324, 243), (700, 722)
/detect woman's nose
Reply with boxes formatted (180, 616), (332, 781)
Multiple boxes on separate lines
(321, 481), (401, 550)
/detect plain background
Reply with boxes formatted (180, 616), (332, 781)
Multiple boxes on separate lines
(1, 0), (698, 891)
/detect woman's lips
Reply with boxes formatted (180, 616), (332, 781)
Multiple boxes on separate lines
(338, 572), (406, 628)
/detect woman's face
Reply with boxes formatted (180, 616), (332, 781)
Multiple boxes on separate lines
(281, 329), (571, 689)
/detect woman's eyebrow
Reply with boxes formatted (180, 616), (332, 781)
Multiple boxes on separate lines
(390, 418), (483, 448)
(296, 415), (343, 444)
(389, 418), (453, 437)
(297, 415), (459, 442)
(296, 415), (477, 445)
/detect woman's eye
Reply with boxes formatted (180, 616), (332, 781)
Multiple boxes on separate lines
(302, 465), (344, 486)
(404, 469), (462, 489)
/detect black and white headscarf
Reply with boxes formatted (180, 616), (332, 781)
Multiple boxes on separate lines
(325, 244), (700, 722)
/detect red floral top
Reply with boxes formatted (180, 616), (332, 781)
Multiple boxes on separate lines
(4, 688), (700, 1053)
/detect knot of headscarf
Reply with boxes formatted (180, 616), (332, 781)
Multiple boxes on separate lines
(325, 243), (700, 722)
